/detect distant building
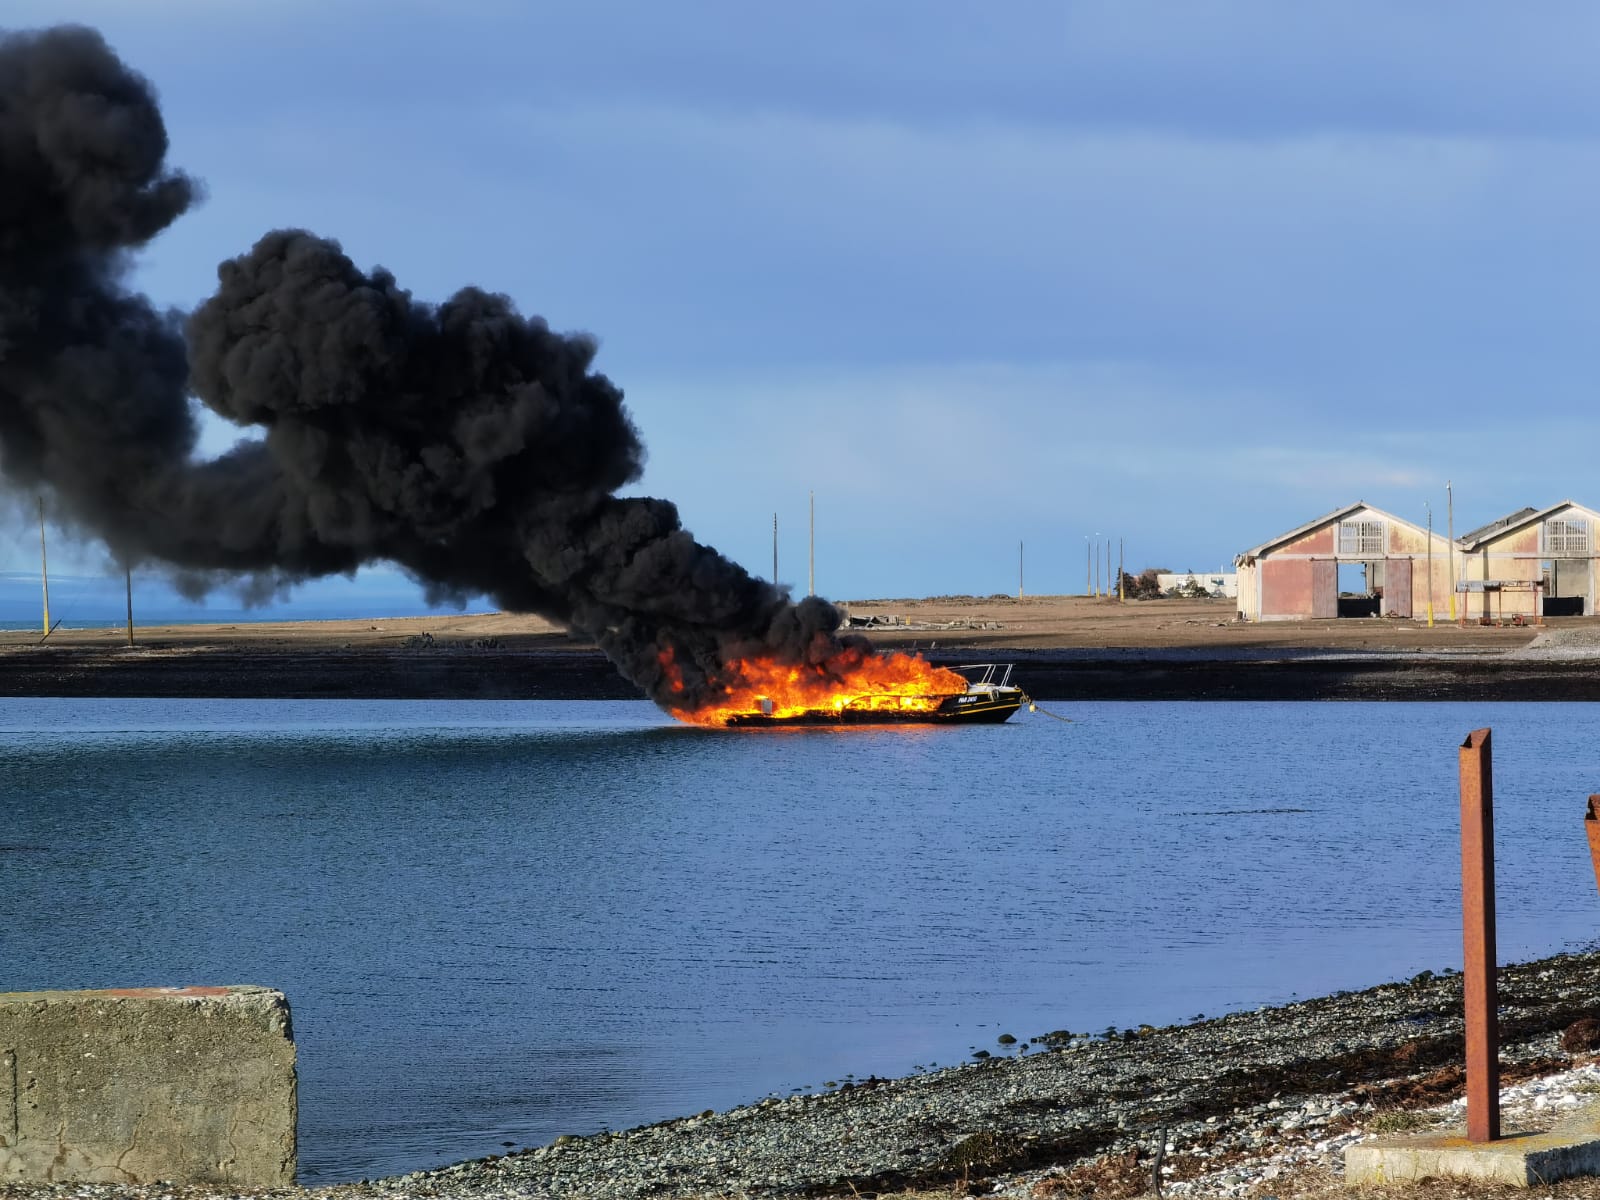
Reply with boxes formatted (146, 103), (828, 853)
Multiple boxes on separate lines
(1234, 501), (1453, 621)
(1156, 572), (1238, 599)
(1456, 500), (1600, 620)
(1235, 498), (1600, 621)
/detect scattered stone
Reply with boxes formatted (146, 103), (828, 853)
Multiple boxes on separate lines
(1562, 1014), (1600, 1052)
(9, 952), (1600, 1200)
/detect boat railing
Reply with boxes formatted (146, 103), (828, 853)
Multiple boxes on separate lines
(954, 663), (1013, 689)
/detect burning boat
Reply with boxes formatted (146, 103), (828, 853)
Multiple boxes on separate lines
(719, 663), (1028, 727)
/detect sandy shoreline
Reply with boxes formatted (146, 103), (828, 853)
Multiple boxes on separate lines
(6, 594), (1598, 701)
(0, 594), (1550, 653)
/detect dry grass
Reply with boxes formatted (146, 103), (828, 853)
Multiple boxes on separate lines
(842, 1172), (1600, 1200)
(1283, 1174), (1600, 1200)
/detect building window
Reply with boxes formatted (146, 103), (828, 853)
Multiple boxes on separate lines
(1545, 517), (1591, 556)
(1338, 520), (1384, 557)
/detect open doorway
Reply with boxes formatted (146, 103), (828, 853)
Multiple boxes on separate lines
(1337, 561), (1379, 617)
(1543, 559), (1587, 616)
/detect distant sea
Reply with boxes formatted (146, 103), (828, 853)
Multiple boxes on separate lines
(0, 612), (428, 632)
(0, 568), (489, 631)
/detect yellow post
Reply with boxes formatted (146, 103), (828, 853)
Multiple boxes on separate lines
(1447, 480), (1457, 621)
(1427, 502), (1436, 628)
(38, 495), (50, 636)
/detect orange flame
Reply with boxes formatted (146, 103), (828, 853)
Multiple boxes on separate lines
(662, 646), (970, 726)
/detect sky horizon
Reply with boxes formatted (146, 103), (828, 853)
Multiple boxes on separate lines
(4, 3), (1598, 619)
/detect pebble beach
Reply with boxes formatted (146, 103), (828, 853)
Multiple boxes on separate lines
(5, 951), (1600, 1200)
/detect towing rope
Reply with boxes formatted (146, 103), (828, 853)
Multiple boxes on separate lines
(1027, 698), (1074, 723)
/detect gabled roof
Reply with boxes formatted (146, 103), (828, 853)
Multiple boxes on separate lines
(1457, 507), (1538, 548)
(1458, 500), (1600, 551)
(1235, 501), (1371, 564)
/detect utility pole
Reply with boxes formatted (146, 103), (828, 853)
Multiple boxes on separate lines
(772, 513), (778, 585)
(808, 491), (815, 597)
(1447, 480), (1456, 622)
(38, 495), (50, 636)
(125, 565), (135, 646)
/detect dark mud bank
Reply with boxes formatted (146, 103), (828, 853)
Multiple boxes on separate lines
(0, 644), (1595, 701)
(988, 651), (1600, 702)
(0, 645), (639, 700)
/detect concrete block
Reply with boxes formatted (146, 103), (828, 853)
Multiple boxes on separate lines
(0, 985), (296, 1186)
(1346, 1103), (1600, 1188)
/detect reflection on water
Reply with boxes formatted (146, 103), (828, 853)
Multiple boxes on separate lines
(6, 698), (1600, 1180)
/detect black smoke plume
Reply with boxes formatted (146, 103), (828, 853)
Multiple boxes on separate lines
(0, 24), (872, 708)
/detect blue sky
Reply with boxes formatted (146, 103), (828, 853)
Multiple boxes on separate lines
(5, 1), (1599, 618)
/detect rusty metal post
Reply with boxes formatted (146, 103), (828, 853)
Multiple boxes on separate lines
(1459, 728), (1499, 1142)
(1585, 796), (1600, 896)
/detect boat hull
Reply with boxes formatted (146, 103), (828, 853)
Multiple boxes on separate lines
(724, 689), (1025, 727)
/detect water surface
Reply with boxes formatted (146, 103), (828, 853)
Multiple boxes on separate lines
(5, 698), (1597, 1180)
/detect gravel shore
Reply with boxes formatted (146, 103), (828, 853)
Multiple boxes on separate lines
(5, 951), (1600, 1200)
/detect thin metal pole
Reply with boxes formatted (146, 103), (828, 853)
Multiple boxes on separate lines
(772, 513), (778, 585)
(1459, 727), (1500, 1143)
(126, 567), (134, 647)
(1448, 480), (1456, 622)
(38, 496), (50, 636)
(808, 491), (814, 597)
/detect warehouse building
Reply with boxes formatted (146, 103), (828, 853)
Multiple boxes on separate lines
(1234, 502), (1455, 622)
(1457, 500), (1600, 620)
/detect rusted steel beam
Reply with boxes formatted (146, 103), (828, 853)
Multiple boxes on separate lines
(1586, 796), (1600, 898)
(1459, 727), (1499, 1142)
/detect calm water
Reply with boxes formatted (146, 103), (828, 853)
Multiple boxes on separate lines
(5, 698), (1600, 1182)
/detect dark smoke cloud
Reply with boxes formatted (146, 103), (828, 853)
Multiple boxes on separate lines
(0, 24), (871, 707)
